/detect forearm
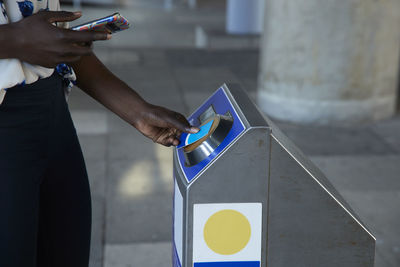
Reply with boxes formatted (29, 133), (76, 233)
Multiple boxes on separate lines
(71, 53), (148, 126)
(0, 24), (18, 59)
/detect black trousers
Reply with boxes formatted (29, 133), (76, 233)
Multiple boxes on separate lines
(0, 73), (91, 267)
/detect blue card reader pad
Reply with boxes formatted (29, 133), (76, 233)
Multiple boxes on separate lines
(177, 88), (245, 182)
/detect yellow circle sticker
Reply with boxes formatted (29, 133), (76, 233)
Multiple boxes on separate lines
(203, 209), (251, 255)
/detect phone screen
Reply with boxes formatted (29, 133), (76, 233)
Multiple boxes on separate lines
(177, 119), (214, 148)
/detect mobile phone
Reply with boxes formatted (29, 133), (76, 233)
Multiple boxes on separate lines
(177, 118), (215, 149)
(70, 12), (130, 34)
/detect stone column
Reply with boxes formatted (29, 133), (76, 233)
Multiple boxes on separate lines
(257, 0), (400, 124)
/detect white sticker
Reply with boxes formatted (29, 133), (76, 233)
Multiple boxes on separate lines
(193, 203), (262, 266)
(174, 179), (184, 264)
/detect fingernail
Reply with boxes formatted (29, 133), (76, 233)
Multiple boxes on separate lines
(190, 127), (200, 133)
(106, 34), (112, 40)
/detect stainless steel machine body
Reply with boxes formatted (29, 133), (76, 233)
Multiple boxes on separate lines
(172, 84), (375, 267)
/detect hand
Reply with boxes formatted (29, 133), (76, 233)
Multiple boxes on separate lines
(8, 11), (110, 67)
(68, 52), (199, 147)
(133, 103), (199, 147)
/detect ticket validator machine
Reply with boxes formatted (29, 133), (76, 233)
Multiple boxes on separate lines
(172, 84), (375, 267)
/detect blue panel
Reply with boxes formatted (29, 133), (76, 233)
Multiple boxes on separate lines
(173, 243), (182, 267)
(177, 87), (246, 182)
(194, 261), (260, 267)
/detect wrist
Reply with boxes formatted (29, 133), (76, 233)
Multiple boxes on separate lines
(128, 99), (152, 128)
(0, 23), (22, 59)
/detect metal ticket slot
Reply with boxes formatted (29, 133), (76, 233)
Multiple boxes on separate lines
(172, 84), (375, 267)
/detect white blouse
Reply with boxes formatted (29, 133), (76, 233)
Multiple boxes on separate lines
(0, 0), (76, 104)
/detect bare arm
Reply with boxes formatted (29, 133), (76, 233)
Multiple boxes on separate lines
(71, 53), (198, 146)
(0, 25), (17, 59)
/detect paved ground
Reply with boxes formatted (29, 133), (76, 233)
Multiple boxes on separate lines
(62, 1), (400, 267)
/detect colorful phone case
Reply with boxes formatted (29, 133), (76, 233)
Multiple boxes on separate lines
(71, 12), (130, 33)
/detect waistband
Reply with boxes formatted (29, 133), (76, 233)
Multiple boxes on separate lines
(1, 72), (63, 107)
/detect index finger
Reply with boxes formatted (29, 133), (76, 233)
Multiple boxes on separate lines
(63, 28), (111, 43)
(41, 11), (82, 23)
(165, 112), (199, 134)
